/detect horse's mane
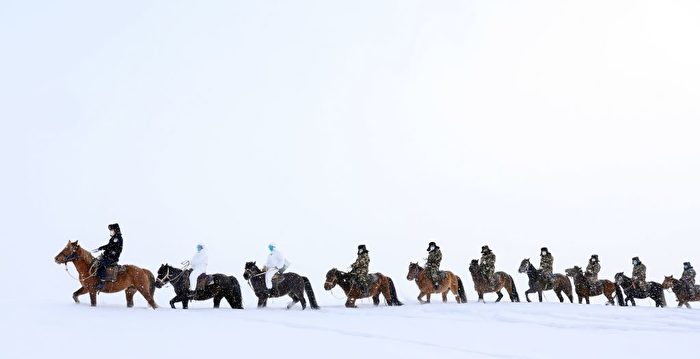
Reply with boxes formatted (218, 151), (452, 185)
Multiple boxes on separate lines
(78, 245), (95, 263)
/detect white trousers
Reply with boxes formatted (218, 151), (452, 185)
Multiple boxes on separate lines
(265, 268), (278, 289)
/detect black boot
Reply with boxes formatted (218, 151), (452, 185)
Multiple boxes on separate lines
(95, 280), (106, 291)
(433, 281), (440, 290)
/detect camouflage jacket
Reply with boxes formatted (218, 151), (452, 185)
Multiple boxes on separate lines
(585, 262), (600, 281)
(539, 253), (554, 274)
(632, 263), (646, 283)
(480, 252), (496, 276)
(426, 249), (442, 272)
(682, 268), (696, 286)
(350, 252), (370, 276)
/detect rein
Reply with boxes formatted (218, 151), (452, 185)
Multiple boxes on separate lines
(157, 263), (190, 289)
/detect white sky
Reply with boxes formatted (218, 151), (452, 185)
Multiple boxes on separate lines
(2, 1), (700, 298)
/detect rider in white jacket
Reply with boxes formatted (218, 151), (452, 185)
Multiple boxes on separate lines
(189, 243), (208, 291)
(264, 243), (289, 294)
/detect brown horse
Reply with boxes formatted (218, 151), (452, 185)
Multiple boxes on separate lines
(54, 241), (158, 309)
(468, 259), (520, 303)
(406, 262), (467, 304)
(324, 268), (403, 308)
(662, 276), (700, 308)
(518, 258), (573, 303)
(565, 266), (618, 305)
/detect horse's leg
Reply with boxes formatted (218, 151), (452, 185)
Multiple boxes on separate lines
(135, 278), (158, 309)
(442, 290), (448, 303)
(213, 294), (223, 308)
(478, 292), (485, 303)
(73, 286), (88, 303)
(89, 290), (97, 307)
(524, 288), (533, 302)
(578, 295), (583, 304)
(555, 289), (564, 302)
(257, 296), (266, 308)
(538, 290), (543, 303)
(372, 294), (380, 306)
(585, 296), (590, 304)
(630, 297), (636, 306)
(125, 287), (136, 308)
(287, 294), (300, 310)
(380, 283), (392, 306)
(296, 289), (307, 310)
(496, 290), (503, 302)
(425, 293), (431, 303)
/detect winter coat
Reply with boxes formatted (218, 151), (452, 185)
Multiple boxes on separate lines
(189, 247), (209, 289)
(266, 247), (287, 271)
(585, 261), (600, 282)
(426, 249), (442, 282)
(480, 252), (496, 278)
(350, 252), (370, 276)
(682, 268), (696, 287)
(632, 262), (647, 288)
(98, 235), (123, 263)
(540, 253), (554, 275)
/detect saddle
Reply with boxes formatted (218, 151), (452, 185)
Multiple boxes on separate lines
(196, 273), (214, 290)
(104, 265), (127, 282)
(271, 273), (285, 286)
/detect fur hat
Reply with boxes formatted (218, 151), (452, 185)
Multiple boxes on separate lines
(541, 247), (549, 254)
(590, 254), (599, 262)
(357, 244), (368, 255)
(481, 245), (492, 254)
(108, 223), (121, 235)
(632, 256), (640, 264)
(684, 262), (692, 269)
(427, 241), (439, 251)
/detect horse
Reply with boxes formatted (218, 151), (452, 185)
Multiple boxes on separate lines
(243, 262), (319, 310)
(518, 258), (573, 303)
(468, 259), (520, 303)
(324, 268), (403, 308)
(54, 240), (158, 309)
(154, 264), (243, 309)
(565, 266), (621, 305)
(406, 262), (467, 304)
(614, 272), (665, 307)
(661, 276), (700, 308)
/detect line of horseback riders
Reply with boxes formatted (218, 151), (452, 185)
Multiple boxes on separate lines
(84, 224), (697, 307)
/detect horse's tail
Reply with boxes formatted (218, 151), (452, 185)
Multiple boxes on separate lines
(457, 277), (468, 303)
(660, 288), (667, 307)
(302, 277), (320, 309)
(229, 276), (244, 309)
(387, 277), (404, 306)
(614, 283), (626, 306)
(148, 269), (156, 297)
(508, 275), (520, 302)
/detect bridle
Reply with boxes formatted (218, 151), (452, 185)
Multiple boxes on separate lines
(60, 248), (97, 282)
(156, 265), (187, 288)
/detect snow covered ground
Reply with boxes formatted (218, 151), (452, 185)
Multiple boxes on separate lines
(7, 294), (700, 359)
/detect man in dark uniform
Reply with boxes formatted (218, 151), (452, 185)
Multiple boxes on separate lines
(631, 256), (647, 293)
(94, 223), (123, 291)
(350, 245), (370, 293)
(585, 254), (600, 287)
(539, 247), (554, 284)
(682, 262), (696, 297)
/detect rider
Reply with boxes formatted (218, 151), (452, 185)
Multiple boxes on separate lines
(425, 241), (442, 290)
(263, 243), (289, 295)
(631, 256), (647, 293)
(479, 245), (496, 287)
(189, 243), (209, 293)
(350, 244), (370, 293)
(539, 247), (554, 284)
(94, 223), (123, 291)
(585, 254), (600, 286)
(682, 262), (696, 297)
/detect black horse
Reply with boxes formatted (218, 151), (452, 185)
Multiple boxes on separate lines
(518, 258), (573, 303)
(614, 272), (666, 307)
(155, 264), (243, 309)
(243, 262), (319, 310)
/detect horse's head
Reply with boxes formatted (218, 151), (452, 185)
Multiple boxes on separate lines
(407, 262), (421, 280)
(155, 264), (172, 288)
(468, 259), (479, 272)
(243, 261), (259, 280)
(518, 258), (531, 273)
(662, 275), (676, 289)
(564, 266), (582, 277)
(614, 272), (625, 284)
(55, 240), (81, 264)
(324, 268), (340, 290)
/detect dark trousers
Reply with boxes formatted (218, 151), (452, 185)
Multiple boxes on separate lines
(97, 258), (116, 281)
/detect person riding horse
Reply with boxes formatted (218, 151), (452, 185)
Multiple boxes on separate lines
(479, 245), (496, 287)
(263, 243), (289, 296)
(350, 245), (370, 293)
(585, 254), (600, 287)
(425, 241), (442, 290)
(682, 262), (696, 297)
(539, 247), (554, 284)
(188, 243), (209, 295)
(632, 256), (647, 294)
(93, 223), (123, 291)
